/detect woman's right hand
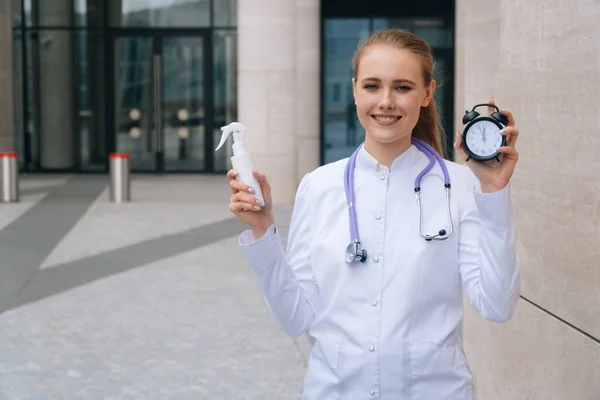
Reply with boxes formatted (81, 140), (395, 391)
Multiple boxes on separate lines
(228, 169), (275, 238)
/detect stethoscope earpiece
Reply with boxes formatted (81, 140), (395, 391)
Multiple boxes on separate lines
(424, 229), (447, 242)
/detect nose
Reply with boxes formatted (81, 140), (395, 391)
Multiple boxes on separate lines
(378, 90), (395, 110)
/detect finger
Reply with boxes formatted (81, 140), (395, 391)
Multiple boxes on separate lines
(228, 169), (238, 194)
(487, 96), (496, 117)
(496, 146), (519, 160)
(230, 201), (261, 215)
(253, 170), (272, 205)
(227, 169), (238, 180)
(232, 192), (263, 208)
(230, 178), (257, 196)
(454, 130), (461, 149)
(501, 126), (519, 147)
(500, 108), (516, 127)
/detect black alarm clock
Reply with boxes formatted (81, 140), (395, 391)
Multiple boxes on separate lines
(462, 103), (509, 162)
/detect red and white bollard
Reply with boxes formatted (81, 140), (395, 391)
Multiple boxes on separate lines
(109, 153), (131, 203)
(0, 152), (19, 203)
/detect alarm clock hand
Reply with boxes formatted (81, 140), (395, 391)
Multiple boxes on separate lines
(455, 97), (520, 193)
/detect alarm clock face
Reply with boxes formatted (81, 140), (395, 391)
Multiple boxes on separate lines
(465, 120), (503, 158)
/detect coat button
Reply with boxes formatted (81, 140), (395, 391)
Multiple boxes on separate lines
(369, 345), (375, 352)
(372, 300), (378, 307)
(375, 214), (382, 220)
(379, 174), (386, 180)
(370, 389), (376, 396)
(373, 256), (379, 263)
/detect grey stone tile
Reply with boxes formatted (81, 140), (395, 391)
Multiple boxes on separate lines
(0, 176), (107, 312)
(0, 175), (310, 399)
(0, 237), (306, 399)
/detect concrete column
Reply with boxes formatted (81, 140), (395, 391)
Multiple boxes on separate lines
(238, 0), (320, 204)
(0, 0), (14, 152)
(295, 0), (320, 185)
(38, 0), (75, 168)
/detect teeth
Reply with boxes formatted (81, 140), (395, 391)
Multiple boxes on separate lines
(374, 116), (399, 123)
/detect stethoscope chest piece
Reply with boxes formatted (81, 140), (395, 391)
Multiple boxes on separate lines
(346, 241), (367, 264)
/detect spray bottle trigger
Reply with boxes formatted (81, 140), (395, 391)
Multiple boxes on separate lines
(215, 122), (247, 152)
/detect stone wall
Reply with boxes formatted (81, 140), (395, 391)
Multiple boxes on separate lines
(455, 1), (600, 398)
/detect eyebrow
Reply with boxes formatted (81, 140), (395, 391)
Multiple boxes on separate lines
(361, 77), (416, 85)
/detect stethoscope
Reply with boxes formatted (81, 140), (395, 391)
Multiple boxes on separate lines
(345, 137), (454, 264)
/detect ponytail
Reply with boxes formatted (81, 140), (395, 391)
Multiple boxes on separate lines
(413, 99), (445, 156)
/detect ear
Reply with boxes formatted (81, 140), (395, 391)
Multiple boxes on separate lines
(352, 77), (357, 104)
(421, 80), (437, 107)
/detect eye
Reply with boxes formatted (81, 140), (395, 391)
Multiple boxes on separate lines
(395, 85), (411, 91)
(364, 84), (378, 90)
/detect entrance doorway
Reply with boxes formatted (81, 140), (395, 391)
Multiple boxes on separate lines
(108, 32), (213, 172)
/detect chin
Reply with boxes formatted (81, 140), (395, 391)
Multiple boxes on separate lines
(366, 129), (410, 145)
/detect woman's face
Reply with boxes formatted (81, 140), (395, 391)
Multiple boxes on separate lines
(353, 45), (435, 145)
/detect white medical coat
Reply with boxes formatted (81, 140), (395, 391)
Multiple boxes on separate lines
(239, 144), (520, 399)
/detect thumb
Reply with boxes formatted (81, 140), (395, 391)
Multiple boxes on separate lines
(488, 96), (496, 116)
(454, 131), (467, 161)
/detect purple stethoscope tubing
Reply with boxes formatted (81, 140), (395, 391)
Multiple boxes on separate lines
(344, 137), (454, 264)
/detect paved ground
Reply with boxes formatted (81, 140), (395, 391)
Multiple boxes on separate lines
(0, 174), (311, 399)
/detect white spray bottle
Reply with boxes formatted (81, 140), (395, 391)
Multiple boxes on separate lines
(215, 122), (265, 207)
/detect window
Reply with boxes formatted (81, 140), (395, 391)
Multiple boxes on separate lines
(321, 15), (455, 164)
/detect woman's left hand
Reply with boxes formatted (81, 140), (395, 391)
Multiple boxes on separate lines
(454, 97), (520, 193)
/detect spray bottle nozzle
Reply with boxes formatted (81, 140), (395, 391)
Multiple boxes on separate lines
(215, 122), (246, 152)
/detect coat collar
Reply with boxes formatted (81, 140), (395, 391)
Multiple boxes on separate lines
(355, 144), (421, 174)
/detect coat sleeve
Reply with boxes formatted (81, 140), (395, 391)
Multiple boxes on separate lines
(458, 172), (521, 323)
(239, 173), (318, 337)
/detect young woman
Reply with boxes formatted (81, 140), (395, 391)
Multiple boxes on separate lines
(227, 29), (520, 399)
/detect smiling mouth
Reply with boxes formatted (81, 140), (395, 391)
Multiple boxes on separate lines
(371, 115), (402, 125)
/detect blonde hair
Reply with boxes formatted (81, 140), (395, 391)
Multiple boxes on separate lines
(352, 29), (445, 156)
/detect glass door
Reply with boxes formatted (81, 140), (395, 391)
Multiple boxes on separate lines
(113, 36), (155, 170)
(161, 36), (207, 171)
(110, 33), (211, 172)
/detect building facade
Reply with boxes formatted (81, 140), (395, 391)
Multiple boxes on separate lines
(1, 1), (599, 399)
(9, 0), (238, 173)
(6, 0), (454, 180)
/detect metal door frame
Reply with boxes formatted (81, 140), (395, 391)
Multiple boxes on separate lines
(105, 28), (214, 173)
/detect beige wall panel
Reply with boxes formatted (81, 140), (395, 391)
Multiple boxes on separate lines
(453, 0), (466, 136)
(294, 0), (320, 184)
(514, 169), (600, 337)
(238, 72), (270, 155)
(458, 0), (600, 337)
(237, 1), (296, 73)
(259, 154), (300, 205)
(267, 72), (297, 155)
(464, 300), (600, 400)
(296, 136), (319, 182)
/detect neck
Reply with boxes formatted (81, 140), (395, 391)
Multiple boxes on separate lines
(363, 134), (412, 168)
